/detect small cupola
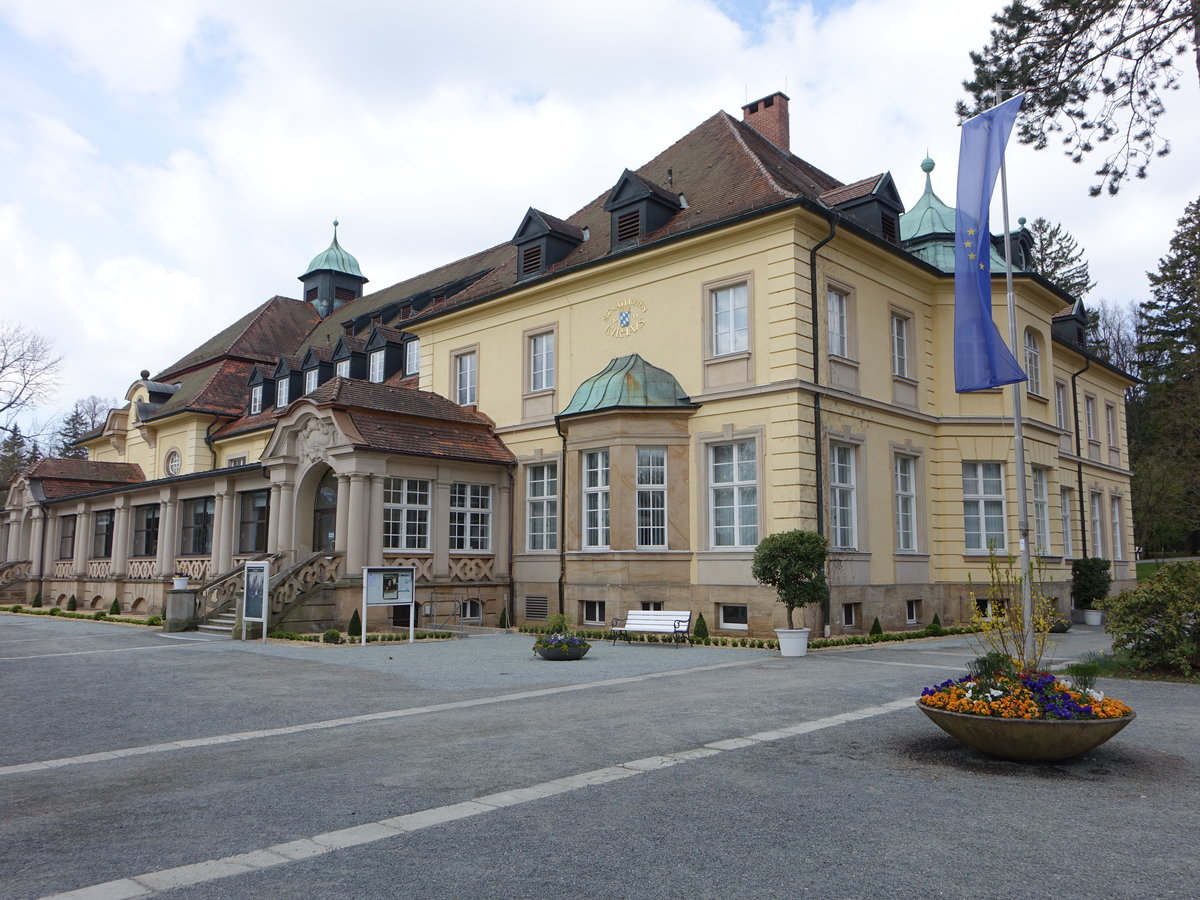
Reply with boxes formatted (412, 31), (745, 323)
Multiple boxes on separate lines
(512, 208), (585, 280)
(602, 170), (682, 250)
(299, 220), (368, 318)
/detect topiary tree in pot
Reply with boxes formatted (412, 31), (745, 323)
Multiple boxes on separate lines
(1072, 558), (1112, 625)
(752, 530), (829, 656)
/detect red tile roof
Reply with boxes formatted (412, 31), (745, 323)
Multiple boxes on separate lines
(23, 459), (145, 500)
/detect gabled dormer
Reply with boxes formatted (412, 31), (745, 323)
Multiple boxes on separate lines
(271, 357), (303, 409)
(300, 346), (334, 395)
(512, 208), (585, 280)
(602, 169), (682, 250)
(247, 365), (275, 416)
(362, 325), (410, 384)
(992, 217), (1035, 271)
(821, 173), (905, 245)
(299, 221), (369, 319)
(330, 335), (367, 380)
(1052, 299), (1089, 349)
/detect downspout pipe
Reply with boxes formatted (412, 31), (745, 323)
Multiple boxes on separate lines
(554, 417), (568, 617)
(204, 417), (223, 471)
(1070, 356), (1092, 558)
(809, 211), (839, 632)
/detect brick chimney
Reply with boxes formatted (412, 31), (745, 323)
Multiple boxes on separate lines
(741, 91), (790, 153)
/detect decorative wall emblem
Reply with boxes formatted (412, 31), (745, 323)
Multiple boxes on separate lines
(299, 417), (336, 463)
(604, 298), (646, 338)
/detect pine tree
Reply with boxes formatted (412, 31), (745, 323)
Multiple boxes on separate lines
(55, 408), (90, 458)
(0, 425), (30, 487)
(1027, 217), (1095, 299)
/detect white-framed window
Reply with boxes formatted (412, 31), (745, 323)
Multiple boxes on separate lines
(368, 350), (385, 384)
(461, 599), (482, 621)
(304, 369), (319, 393)
(894, 454), (917, 552)
(164, 449), (182, 477)
(276, 378), (289, 408)
(1054, 381), (1068, 431)
(335, 359), (350, 378)
(1085, 395), (1097, 441)
(842, 602), (860, 629)
(526, 463), (558, 552)
(1110, 496), (1124, 559)
(636, 447), (667, 548)
(131, 505), (159, 558)
(1060, 487), (1074, 558)
(1090, 491), (1105, 557)
(91, 510), (115, 558)
(455, 350), (477, 405)
(830, 443), (857, 550)
(1105, 403), (1118, 447)
(583, 450), (610, 549)
(449, 483), (491, 552)
(584, 600), (606, 625)
(827, 287), (849, 357)
(249, 385), (263, 415)
(227, 455), (247, 468)
(719, 604), (748, 630)
(906, 599), (920, 624)
(710, 439), (757, 548)
(406, 339), (420, 376)
(640, 601), (664, 611)
(1031, 467), (1050, 555)
(529, 332), (554, 392)
(180, 496), (215, 555)
(382, 478), (430, 552)
(712, 282), (748, 357)
(890, 313), (910, 378)
(1023, 329), (1042, 395)
(962, 462), (1006, 552)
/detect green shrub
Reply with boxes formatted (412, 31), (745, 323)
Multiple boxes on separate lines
(108, 599), (121, 615)
(347, 609), (362, 637)
(32, 593), (43, 608)
(925, 614), (945, 637)
(1064, 661), (1102, 692)
(92, 610), (106, 620)
(1101, 561), (1200, 675)
(67, 595), (77, 611)
(10, 604), (21, 612)
(322, 628), (343, 644)
(693, 612), (709, 640)
(49, 607), (60, 616)
(1071, 557), (1112, 610)
(869, 617), (883, 636)
(146, 615), (163, 626)
(497, 605), (509, 629)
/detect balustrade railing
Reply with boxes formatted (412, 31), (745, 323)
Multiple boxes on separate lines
(173, 558), (211, 583)
(127, 558), (157, 580)
(269, 552), (343, 617)
(51, 561), (72, 578)
(0, 559), (31, 589)
(448, 555), (495, 583)
(86, 560), (111, 579)
(195, 552), (282, 623)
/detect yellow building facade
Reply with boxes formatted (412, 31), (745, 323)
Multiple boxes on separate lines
(1, 92), (1134, 636)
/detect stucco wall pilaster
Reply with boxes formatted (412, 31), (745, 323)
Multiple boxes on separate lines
(367, 474), (384, 567)
(29, 508), (46, 577)
(157, 495), (177, 576)
(433, 481), (451, 580)
(111, 498), (129, 577)
(334, 475), (350, 554)
(73, 505), (90, 576)
(346, 474), (367, 571)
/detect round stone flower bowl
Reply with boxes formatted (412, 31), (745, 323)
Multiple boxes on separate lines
(917, 701), (1135, 762)
(534, 644), (590, 661)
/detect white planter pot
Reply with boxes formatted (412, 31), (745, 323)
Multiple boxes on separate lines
(172, 576), (189, 590)
(1082, 609), (1103, 627)
(775, 627), (811, 657)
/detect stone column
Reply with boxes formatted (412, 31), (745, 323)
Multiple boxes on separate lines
(157, 497), (178, 578)
(277, 483), (295, 554)
(368, 474), (384, 567)
(111, 499), (130, 577)
(73, 505), (91, 577)
(493, 478), (511, 579)
(346, 474), (367, 572)
(29, 508), (46, 577)
(433, 480), (451, 580)
(5, 510), (20, 561)
(266, 484), (281, 553)
(334, 474), (351, 553)
(213, 490), (233, 575)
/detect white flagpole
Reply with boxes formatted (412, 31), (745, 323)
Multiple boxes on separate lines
(998, 144), (1035, 665)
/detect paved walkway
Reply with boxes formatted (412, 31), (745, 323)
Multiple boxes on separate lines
(2, 613), (1196, 899)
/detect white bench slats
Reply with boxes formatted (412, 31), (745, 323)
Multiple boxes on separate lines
(610, 610), (692, 646)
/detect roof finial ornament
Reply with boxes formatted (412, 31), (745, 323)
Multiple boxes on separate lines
(921, 153), (935, 195)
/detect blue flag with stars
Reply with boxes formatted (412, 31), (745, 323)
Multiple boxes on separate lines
(954, 94), (1028, 392)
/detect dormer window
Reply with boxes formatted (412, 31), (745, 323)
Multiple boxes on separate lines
(512, 208), (584, 281)
(405, 338), (420, 376)
(276, 379), (289, 408)
(304, 369), (319, 393)
(336, 359), (350, 378)
(369, 349), (385, 383)
(250, 385), (262, 415)
(520, 245), (542, 277)
(602, 170), (682, 251)
(616, 209), (640, 243)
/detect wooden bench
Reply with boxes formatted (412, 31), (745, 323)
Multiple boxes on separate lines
(610, 610), (692, 646)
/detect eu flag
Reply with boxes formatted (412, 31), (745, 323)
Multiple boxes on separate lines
(954, 94), (1028, 393)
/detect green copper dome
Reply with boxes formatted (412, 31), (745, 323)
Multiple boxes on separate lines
(899, 157), (955, 242)
(559, 354), (694, 418)
(303, 221), (364, 278)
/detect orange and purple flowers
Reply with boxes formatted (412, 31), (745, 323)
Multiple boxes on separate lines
(920, 671), (1132, 720)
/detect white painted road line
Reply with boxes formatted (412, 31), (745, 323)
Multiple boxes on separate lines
(40, 698), (913, 899)
(0, 657), (762, 776)
(0, 643), (199, 661)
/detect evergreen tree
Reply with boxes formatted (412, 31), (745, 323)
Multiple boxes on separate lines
(1027, 217), (1095, 299)
(54, 408), (90, 458)
(0, 424), (30, 487)
(960, 0), (1197, 195)
(1140, 197), (1200, 386)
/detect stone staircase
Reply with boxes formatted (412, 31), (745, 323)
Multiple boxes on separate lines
(198, 610), (237, 637)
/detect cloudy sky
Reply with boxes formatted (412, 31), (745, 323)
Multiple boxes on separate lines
(3, 0), (1198, 430)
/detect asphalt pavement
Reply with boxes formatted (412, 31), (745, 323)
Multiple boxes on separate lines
(1, 613), (1196, 900)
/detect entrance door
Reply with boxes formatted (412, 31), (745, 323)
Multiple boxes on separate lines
(312, 470), (338, 552)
